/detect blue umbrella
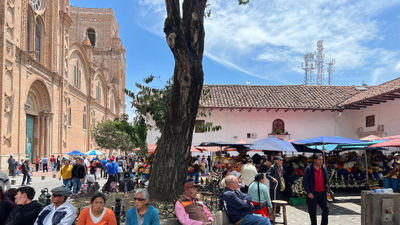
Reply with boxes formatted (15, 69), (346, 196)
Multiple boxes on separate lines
(293, 136), (366, 145)
(86, 150), (104, 156)
(66, 150), (86, 156)
(251, 136), (297, 152)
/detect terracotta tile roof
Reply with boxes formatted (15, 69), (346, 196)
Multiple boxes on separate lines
(340, 77), (400, 106)
(200, 85), (360, 110)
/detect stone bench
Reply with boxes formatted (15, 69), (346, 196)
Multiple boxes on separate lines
(160, 210), (234, 225)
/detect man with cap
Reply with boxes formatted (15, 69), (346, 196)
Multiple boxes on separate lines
(266, 155), (285, 217)
(71, 157), (86, 194)
(34, 186), (76, 225)
(175, 181), (213, 225)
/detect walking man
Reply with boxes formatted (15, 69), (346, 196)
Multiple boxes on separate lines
(21, 159), (31, 186)
(59, 159), (73, 190)
(71, 157), (86, 194)
(42, 156), (48, 173)
(8, 155), (13, 176)
(303, 153), (329, 225)
(266, 156), (285, 217)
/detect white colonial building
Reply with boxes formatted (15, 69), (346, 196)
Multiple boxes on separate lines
(146, 77), (400, 145)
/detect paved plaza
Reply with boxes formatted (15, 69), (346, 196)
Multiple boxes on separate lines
(7, 172), (361, 224)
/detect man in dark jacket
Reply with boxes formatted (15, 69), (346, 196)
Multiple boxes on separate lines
(222, 175), (271, 225)
(5, 186), (42, 225)
(71, 157), (86, 194)
(21, 159), (31, 186)
(266, 155), (284, 216)
(302, 153), (329, 225)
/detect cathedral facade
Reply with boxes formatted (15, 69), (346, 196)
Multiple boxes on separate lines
(0, 0), (126, 168)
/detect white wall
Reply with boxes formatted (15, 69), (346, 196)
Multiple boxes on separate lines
(146, 99), (400, 145)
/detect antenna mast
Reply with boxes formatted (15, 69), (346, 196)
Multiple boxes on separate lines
(327, 58), (335, 85)
(302, 53), (315, 85)
(316, 40), (325, 85)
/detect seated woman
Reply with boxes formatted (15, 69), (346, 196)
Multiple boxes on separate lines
(77, 192), (117, 225)
(0, 186), (15, 224)
(126, 189), (160, 225)
(248, 173), (272, 218)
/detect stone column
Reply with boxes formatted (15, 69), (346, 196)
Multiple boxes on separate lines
(44, 112), (52, 156)
(39, 111), (46, 157)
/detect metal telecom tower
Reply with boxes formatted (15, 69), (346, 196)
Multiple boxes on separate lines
(327, 58), (335, 85)
(302, 53), (315, 85)
(316, 40), (325, 85)
(302, 40), (335, 85)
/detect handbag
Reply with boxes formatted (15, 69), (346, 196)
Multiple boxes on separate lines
(280, 176), (285, 192)
(252, 182), (267, 211)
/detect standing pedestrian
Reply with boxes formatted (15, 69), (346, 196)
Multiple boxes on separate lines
(42, 156), (48, 173)
(21, 159), (31, 186)
(303, 153), (329, 225)
(266, 156), (285, 217)
(72, 157), (86, 194)
(240, 159), (258, 193)
(50, 155), (56, 171)
(34, 156), (40, 172)
(56, 156), (62, 171)
(7, 155), (13, 176)
(59, 159), (73, 190)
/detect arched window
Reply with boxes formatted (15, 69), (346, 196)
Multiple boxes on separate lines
(35, 18), (43, 62)
(67, 98), (71, 126)
(87, 28), (96, 47)
(83, 106), (87, 130)
(110, 97), (114, 113)
(26, 11), (33, 51)
(272, 119), (285, 134)
(96, 81), (102, 103)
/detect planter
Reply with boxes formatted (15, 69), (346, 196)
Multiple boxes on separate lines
(289, 197), (306, 206)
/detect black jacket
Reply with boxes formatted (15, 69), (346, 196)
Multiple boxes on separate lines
(302, 163), (329, 194)
(5, 200), (43, 225)
(0, 200), (14, 225)
(72, 164), (86, 179)
(266, 164), (284, 191)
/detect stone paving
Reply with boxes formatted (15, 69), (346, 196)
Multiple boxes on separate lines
(8, 172), (361, 224)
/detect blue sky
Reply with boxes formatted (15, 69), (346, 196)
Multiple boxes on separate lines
(70, 0), (400, 112)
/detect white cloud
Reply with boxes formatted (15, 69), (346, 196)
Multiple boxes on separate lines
(134, 0), (400, 84)
(395, 61), (400, 71)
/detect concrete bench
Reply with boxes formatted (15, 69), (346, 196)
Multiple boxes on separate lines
(160, 210), (234, 225)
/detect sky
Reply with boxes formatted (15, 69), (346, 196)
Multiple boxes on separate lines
(70, 0), (400, 116)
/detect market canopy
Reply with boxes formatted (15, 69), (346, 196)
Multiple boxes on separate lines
(376, 134), (400, 140)
(360, 135), (381, 141)
(250, 136), (297, 152)
(292, 143), (322, 153)
(197, 142), (251, 151)
(66, 150), (86, 156)
(133, 143), (202, 153)
(293, 136), (366, 145)
(369, 139), (400, 148)
(86, 150), (104, 156)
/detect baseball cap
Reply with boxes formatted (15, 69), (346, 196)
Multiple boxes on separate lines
(274, 156), (283, 161)
(51, 186), (70, 197)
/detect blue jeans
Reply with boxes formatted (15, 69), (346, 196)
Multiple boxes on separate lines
(22, 173), (31, 185)
(63, 178), (72, 190)
(73, 177), (82, 194)
(240, 214), (271, 225)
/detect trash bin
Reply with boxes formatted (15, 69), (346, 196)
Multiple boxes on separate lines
(361, 190), (400, 225)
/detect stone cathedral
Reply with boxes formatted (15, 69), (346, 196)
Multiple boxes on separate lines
(0, 0), (126, 168)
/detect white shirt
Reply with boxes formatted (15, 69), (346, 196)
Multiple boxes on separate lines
(84, 159), (90, 168)
(241, 163), (258, 186)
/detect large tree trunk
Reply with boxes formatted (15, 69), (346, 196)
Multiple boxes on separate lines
(148, 0), (207, 201)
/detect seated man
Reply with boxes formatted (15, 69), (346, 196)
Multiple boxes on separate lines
(175, 181), (213, 225)
(34, 186), (76, 225)
(5, 186), (43, 225)
(223, 175), (271, 225)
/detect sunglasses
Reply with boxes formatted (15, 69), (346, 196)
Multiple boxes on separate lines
(52, 194), (63, 198)
(134, 197), (146, 201)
